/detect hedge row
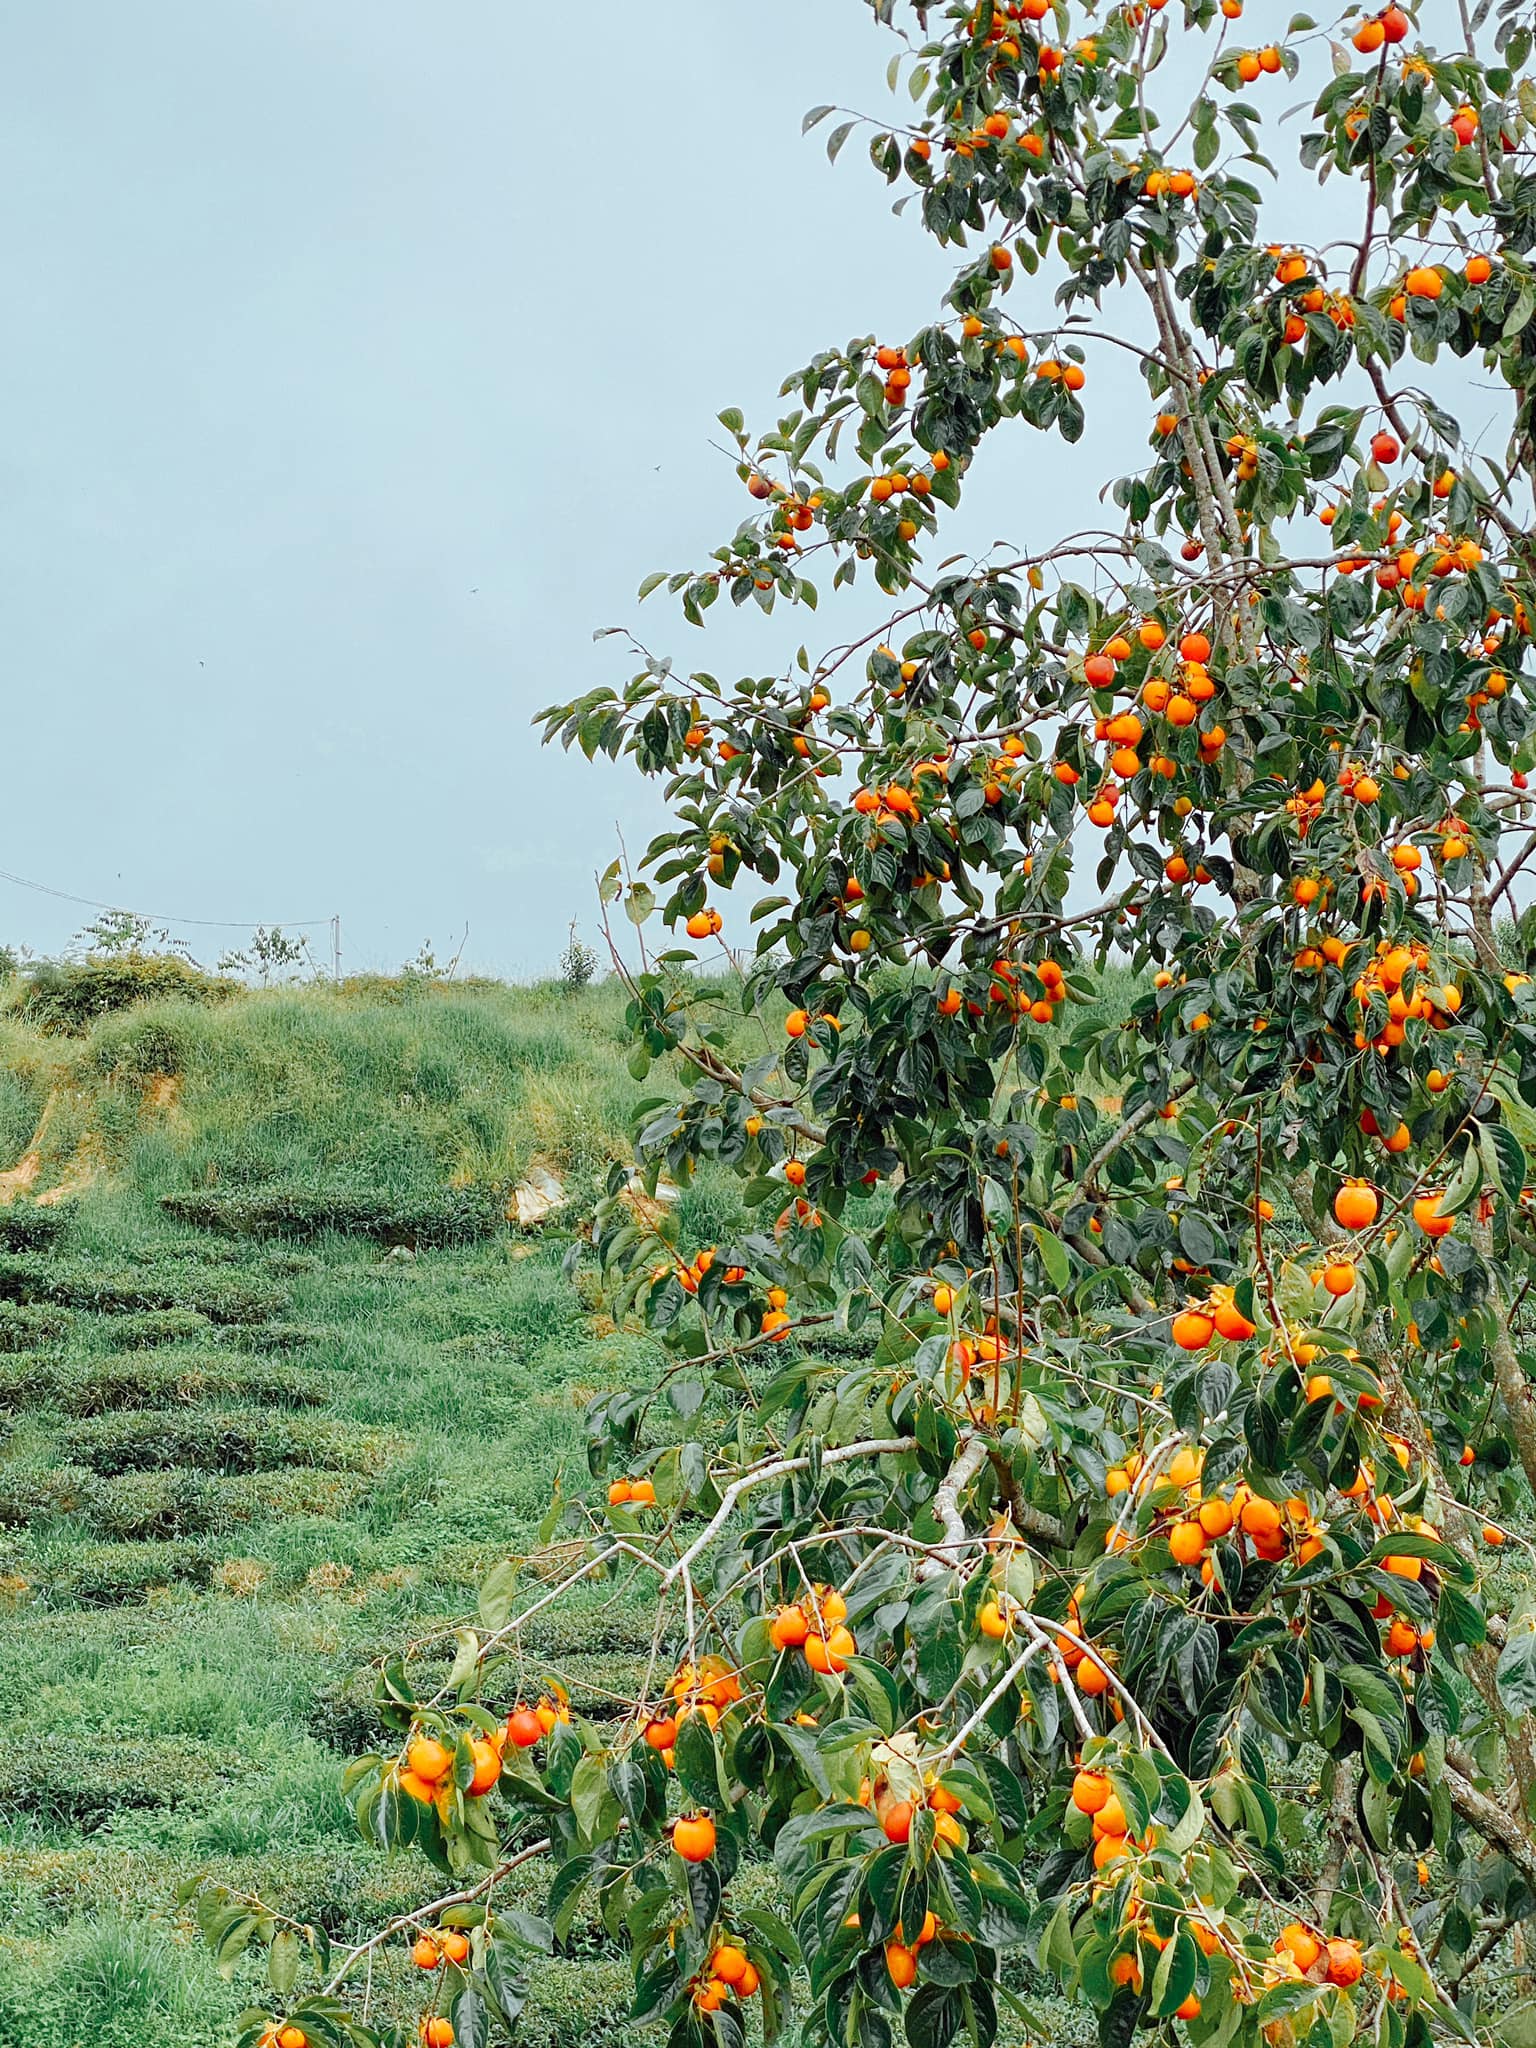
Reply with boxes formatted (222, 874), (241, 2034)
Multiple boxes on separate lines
(30, 1538), (215, 1605)
(0, 1206), (73, 1253)
(221, 1322), (326, 1354)
(102, 1307), (212, 1348)
(0, 1352), (327, 1416)
(0, 1460), (368, 1540)
(0, 1254), (284, 1324)
(0, 1463), (227, 1540)
(62, 1408), (395, 1477)
(0, 1732), (224, 1824)
(0, 1301), (71, 1351)
(161, 1182), (504, 1247)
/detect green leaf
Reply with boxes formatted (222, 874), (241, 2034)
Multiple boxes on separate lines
(446, 1628), (481, 1697)
(673, 1710), (725, 1808)
(570, 1754), (616, 1844)
(546, 1855), (595, 1943)
(1497, 1628), (1536, 1714)
(478, 1560), (519, 1632)
(268, 1930), (300, 1997)
(1032, 1224), (1072, 1290)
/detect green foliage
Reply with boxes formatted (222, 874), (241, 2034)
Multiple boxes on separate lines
(160, 1181), (504, 1247)
(268, 9), (1536, 2048)
(0, 1300), (71, 1350)
(104, 1305), (216, 1346)
(0, 972), (683, 2045)
(39, 1539), (217, 1604)
(61, 1408), (394, 1478)
(11, 952), (238, 1034)
(0, 1202), (73, 1252)
(0, 1350), (325, 1414)
(0, 1254), (285, 1322)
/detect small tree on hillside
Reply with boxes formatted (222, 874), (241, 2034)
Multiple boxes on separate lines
(77, 909), (194, 961)
(560, 920), (600, 994)
(196, 6), (1536, 2047)
(219, 926), (311, 984)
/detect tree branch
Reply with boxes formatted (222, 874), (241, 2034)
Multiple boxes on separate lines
(1445, 1762), (1536, 1895)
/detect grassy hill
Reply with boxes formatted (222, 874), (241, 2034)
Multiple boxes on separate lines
(0, 959), (1152, 2048)
(0, 966), (689, 2048)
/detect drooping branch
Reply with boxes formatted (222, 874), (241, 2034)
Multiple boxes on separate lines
(319, 1838), (553, 1999)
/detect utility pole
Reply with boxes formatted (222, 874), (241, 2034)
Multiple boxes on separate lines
(332, 914), (342, 984)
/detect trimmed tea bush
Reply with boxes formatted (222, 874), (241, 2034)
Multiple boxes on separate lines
(161, 1182), (504, 1247)
(64, 1409), (393, 1477)
(0, 1458), (98, 1525)
(0, 1732), (221, 1824)
(0, 1300), (70, 1350)
(0, 1255), (284, 1324)
(104, 1307), (213, 1349)
(48, 1539), (214, 1605)
(0, 1353), (327, 1415)
(0, 1204), (73, 1253)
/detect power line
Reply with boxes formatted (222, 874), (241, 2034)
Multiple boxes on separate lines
(0, 864), (334, 930)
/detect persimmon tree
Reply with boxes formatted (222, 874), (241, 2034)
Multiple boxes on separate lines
(196, 3), (1536, 2045)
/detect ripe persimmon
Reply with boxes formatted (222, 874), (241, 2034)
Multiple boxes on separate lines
(1333, 1180), (1379, 1230)
(886, 1941), (918, 1987)
(506, 1708), (543, 1748)
(407, 1736), (453, 1785)
(1072, 1768), (1111, 1814)
(1171, 1307), (1215, 1350)
(883, 1799), (914, 1842)
(1325, 1939), (1363, 1987)
(672, 1813), (717, 1862)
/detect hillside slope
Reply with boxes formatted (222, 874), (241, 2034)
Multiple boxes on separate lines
(0, 972), (679, 2048)
(0, 963), (1151, 2047)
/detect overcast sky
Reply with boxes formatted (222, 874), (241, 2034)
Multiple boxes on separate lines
(0, 7), (1508, 976)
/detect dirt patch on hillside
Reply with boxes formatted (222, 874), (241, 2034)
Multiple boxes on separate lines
(0, 1151), (42, 1204)
(0, 1073), (184, 1206)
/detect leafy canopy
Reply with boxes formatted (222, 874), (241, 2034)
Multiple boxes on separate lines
(195, 5), (1536, 2048)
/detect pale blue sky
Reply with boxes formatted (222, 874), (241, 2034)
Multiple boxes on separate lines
(0, 8), (1501, 975)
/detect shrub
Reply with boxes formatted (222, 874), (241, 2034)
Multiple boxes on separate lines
(0, 1732), (220, 1824)
(159, 1182), (504, 1247)
(0, 1352), (324, 1415)
(221, 1321), (326, 1353)
(220, 1467), (369, 1524)
(0, 1204), (72, 1253)
(64, 1409), (394, 1478)
(0, 1458), (233, 1544)
(0, 1255), (285, 1324)
(512, 1958), (636, 2048)
(80, 1470), (233, 1541)
(45, 1539), (213, 1605)
(558, 921), (599, 995)
(0, 1300), (70, 1350)
(0, 1458), (99, 1526)
(104, 1307), (213, 1348)
(13, 954), (238, 1035)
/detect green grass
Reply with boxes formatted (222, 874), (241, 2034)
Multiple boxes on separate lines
(0, 965), (1096, 2046)
(0, 974), (687, 2047)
